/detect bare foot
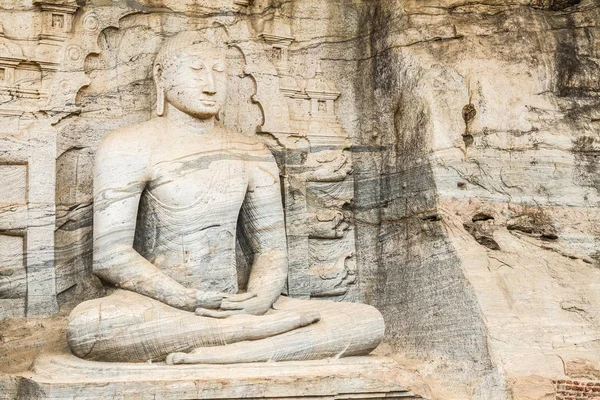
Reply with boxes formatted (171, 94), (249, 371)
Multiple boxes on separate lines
(165, 352), (188, 365)
(294, 310), (320, 326)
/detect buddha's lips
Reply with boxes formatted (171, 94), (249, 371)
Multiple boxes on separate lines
(199, 100), (217, 106)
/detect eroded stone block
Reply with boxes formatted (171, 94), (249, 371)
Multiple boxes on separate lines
(18, 354), (421, 400)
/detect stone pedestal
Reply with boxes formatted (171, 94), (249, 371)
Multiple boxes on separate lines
(14, 354), (421, 399)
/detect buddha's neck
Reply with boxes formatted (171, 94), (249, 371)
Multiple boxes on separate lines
(163, 103), (215, 135)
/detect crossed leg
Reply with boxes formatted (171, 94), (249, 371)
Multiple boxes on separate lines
(166, 296), (385, 364)
(66, 290), (319, 363)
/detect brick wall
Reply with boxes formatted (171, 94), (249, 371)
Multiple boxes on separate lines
(555, 379), (600, 399)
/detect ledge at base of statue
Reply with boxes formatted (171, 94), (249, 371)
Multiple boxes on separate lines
(13, 352), (421, 400)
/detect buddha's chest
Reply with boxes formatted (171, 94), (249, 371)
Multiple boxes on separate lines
(147, 149), (249, 210)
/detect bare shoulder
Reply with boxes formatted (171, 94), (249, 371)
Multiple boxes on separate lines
(94, 119), (162, 186)
(97, 118), (161, 157)
(217, 126), (276, 162)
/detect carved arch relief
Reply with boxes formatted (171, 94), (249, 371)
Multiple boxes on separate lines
(47, 4), (137, 112)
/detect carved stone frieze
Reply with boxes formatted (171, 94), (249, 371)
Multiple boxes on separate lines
(269, 58), (357, 300)
(0, 1), (86, 317)
(0, 1), (137, 318)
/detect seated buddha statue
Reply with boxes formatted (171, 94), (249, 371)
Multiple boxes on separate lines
(66, 31), (385, 365)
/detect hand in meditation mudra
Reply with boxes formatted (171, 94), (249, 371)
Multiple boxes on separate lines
(66, 32), (384, 364)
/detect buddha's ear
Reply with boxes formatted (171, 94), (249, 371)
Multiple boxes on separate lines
(153, 63), (165, 116)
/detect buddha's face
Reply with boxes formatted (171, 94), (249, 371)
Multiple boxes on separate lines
(157, 44), (227, 119)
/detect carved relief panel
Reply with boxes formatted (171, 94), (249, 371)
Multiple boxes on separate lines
(0, 0), (80, 318)
(0, 118), (58, 318)
(252, 9), (359, 301)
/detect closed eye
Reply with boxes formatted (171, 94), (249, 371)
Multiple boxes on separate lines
(190, 61), (205, 70)
(213, 63), (225, 72)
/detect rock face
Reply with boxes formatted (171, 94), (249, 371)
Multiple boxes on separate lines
(348, 1), (600, 398)
(0, 0), (599, 399)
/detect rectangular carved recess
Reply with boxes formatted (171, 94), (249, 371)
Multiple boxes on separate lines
(0, 164), (28, 204)
(51, 13), (64, 29)
(0, 233), (26, 318)
(0, 163), (28, 317)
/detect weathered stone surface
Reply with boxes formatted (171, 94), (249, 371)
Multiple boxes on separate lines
(344, 0), (600, 398)
(10, 355), (420, 400)
(0, 0), (599, 399)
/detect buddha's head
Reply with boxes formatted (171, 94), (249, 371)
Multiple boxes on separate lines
(153, 31), (227, 119)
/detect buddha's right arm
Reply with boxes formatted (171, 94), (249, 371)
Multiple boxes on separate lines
(91, 127), (196, 311)
(93, 234), (196, 310)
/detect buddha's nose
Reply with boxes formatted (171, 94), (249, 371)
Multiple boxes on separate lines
(203, 72), (216, 95)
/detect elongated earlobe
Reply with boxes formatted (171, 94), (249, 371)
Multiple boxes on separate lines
(154, 63), (165, 116)
(156, 85), (165, 116)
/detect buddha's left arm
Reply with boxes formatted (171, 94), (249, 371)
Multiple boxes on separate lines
(238, 150), (288, 315)
(194, 147), (288, 318)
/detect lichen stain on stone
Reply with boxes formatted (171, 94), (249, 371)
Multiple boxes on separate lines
(463, 213), (501, 251)
(461, 103), (476, 147)
(530, 0), (582, 10)
(572, 135), (600, 194)
(462, 103), (476, 126)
